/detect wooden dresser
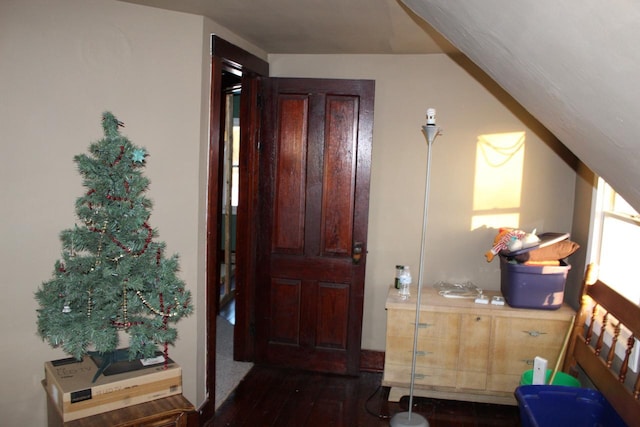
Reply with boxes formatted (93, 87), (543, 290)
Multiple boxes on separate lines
(383, 285), (575, 405)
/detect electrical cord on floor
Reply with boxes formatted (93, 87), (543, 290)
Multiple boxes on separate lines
(364, 383), (392, 420)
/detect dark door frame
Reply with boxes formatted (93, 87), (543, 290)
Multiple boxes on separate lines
(199, 35), (268, 422)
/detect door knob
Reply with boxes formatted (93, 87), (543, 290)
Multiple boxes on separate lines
(352, 242), (364, 264)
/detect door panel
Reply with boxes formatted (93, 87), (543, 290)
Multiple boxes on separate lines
(321, 95), (358, 256)
(273, 94), (308, 254)
(270, 278), (301, 344)
(316, 282), (349, 349)
(257, 77), (374, 374)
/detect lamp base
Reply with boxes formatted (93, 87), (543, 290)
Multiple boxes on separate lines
(390, 411), (429, 427)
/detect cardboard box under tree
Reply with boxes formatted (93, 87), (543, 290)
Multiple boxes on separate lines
(43, 353), (182, 422)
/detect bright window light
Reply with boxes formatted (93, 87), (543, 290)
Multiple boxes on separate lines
(592, 178), (640, 304)
(471, 132), (525, 230)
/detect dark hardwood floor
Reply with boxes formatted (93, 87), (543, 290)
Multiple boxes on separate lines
(205, 364), (521, 426)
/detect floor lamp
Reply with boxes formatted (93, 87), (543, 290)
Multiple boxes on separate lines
(390, 108), (442, 427)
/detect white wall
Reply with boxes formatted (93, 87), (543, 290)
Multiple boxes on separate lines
(0, 1), (265, 426)
(269, 54), (578, 351)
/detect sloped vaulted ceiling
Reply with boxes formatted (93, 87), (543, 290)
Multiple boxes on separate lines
(121, 0), (640, 210)
(402, 0), (640, 210)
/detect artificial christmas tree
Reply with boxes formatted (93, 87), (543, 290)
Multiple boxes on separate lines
(36, 112), (193, 370)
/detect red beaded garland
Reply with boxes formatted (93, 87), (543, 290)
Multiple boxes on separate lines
(89, 222), (152, 257)
(110, 146), (125, 167)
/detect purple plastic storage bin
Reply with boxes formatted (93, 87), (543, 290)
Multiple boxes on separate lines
(515, 385), (626, 427)
(499, 256), (570, 310)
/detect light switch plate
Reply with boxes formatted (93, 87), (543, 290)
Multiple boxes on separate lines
(533, 356), (548, 384)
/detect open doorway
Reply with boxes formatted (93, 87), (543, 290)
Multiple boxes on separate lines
(201, 35), (268, 421)
(218, 72), (241, 324)
(214, 68), (255, 411)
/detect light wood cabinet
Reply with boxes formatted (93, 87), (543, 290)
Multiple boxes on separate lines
(383, 286), (575, 405)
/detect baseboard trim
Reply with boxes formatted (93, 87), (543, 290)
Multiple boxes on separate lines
(360, 349), (385, 372)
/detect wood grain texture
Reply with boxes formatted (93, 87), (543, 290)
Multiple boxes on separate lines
(384, 286), (575, 404)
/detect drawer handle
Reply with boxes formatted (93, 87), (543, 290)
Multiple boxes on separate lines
(523, 330), (547, 337)
(414, 374), (426, 380)
(414, 351), (432, 357)
(417, 322), (433, 328)
(523, 359), (534, 365)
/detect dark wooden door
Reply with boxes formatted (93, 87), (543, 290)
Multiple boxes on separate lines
(256, 77), (375, 375)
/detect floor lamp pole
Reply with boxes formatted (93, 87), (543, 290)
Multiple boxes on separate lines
(390, 109), (441, 427)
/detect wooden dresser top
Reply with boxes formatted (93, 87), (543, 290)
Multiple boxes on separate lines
(385, 285), (575, 320)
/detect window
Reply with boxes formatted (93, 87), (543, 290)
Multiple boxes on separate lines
(591, 178), (640, 304)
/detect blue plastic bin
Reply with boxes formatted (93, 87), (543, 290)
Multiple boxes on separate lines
(515, 385), (627, 427)
(500, 257), (569, 309)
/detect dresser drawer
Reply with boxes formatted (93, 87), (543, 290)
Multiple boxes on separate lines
(386, 309), (460, 370)
(383, 363), (457, 388)
(386, 335), (459, 369)
(490, 317), (568, 375)
(494, 317), (568, 346)
(386, 309), (459, 339)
